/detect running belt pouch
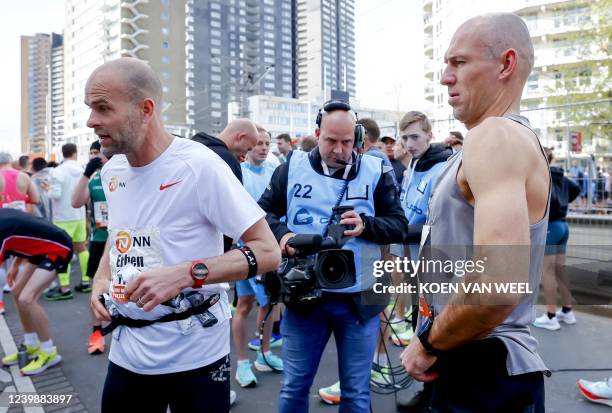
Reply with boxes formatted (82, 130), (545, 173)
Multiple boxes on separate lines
(430, 337), (508, 378)
(101, 293), (220, 335)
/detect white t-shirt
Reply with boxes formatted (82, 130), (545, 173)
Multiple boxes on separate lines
(101, 137), (265, 374)
(49, 159), (86, 222)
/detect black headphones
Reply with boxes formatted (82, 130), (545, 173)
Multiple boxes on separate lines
(315, 100), (365, 150)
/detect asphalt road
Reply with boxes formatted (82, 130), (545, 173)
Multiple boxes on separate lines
(0, 223), (610, 412)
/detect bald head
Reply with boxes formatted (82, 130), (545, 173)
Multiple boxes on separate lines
(458, 13), (534, 79)
(88, 57), (163, 108)
(221, 119), (258, 139)
(219, 119), (259, 157)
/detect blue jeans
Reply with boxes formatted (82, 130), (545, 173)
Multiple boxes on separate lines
(279, 298), (379, 413)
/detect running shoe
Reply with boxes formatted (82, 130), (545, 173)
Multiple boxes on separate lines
(248, 333), (283, 351)
(532, 314), (561, 331)
(88, 330), (105, 355)
(388, 318), (409, 334)
(44, 288), (73, 301)
(318, 381), (341, 405)
(21, 348), (62, 375)
(577, 377), (612, 407)
(254, 351), (283, 372)
(2, 344), (39, 366)
(235, 360), (257, 388)
(3, 284), (11, 293)
(230, 390), (237, 406)
(0, 301), (5, 315)
(391, 327), (415, 347)
(371, 366), (394, 387)
(556, 309), (577, 325)
(42, 280), (57, 294)
(75, 282), (92, 293)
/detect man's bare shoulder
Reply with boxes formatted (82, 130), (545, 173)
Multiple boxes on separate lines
(463, 117), (534, 182)
(465, 117), (538, 159)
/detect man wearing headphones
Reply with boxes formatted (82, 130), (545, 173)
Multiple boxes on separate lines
(259, 101), (408, 413)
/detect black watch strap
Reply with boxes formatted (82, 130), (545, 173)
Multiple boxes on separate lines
(417, 320), (444, 357)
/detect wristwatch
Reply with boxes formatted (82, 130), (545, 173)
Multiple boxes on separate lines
(417, 319), (444, 357)
(190, 260), (209, 288)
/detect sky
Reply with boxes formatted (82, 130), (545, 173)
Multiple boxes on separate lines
(0, 0), (424, 155)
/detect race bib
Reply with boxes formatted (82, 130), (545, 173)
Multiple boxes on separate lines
(93, 201), (108, 228)
(1, 200), (26, 211)
(109, 227), (167, 320)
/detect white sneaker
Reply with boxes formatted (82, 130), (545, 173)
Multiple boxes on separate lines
(555, 309), (576, 324)
(533, 314), (560, 330)
(577, 378), (612, 407)
(229, 390), (237, 407)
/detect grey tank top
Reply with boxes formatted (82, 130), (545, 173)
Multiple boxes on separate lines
(422, 114), (549, 376)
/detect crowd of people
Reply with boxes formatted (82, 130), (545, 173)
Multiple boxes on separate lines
(1, 11), (611, 413)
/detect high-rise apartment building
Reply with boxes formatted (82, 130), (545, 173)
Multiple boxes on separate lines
(49, 33), (65, 153)
(423, 0), (609, 154)
(516, 0), (610, 155)
(186, 0), (357, 135)
(20, 33), (51, 155)
(186, 0), (295, 135)
(295, 0), (356, 102)
(64, 0), (187, 157)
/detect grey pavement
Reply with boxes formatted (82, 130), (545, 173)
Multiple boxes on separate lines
(0, 221), (611, 412)
(0, 288), (611, 413)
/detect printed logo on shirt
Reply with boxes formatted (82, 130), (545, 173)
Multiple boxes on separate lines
(115, 231), (132, 253)
(293, 208), (314, 225)
(159, 181), (181, 191)
(109, 176), (126, 192)
(112, 229), (153, 268)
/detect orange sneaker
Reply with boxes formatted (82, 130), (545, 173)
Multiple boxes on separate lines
(87, 330), (105, 355)
(0, 301), (5, 315)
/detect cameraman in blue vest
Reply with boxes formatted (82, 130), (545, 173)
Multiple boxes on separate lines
(258, 101), (408, 413)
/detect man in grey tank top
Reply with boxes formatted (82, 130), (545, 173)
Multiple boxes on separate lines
(399, 13), (550, 412)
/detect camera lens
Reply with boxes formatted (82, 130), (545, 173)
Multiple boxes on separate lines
(318, 253), (349, 285)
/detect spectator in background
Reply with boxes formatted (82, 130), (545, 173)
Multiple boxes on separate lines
(382, 135), (406, 183)
(18, 155), (32, 175)
(47, 161), (59, 168)
(299, 135), (318, 153)
(533, 149), (580, 331)
(45, 143), (88, 301)
(357, 118), (396, 185)
(31, 157), (53, 222)
(275, 133), (293, 163)
(569, 159), (585, 206)
(595, 166), (606, 209)
(443, 131), (464, 152)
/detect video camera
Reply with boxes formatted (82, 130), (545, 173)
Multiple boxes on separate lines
(261, 206), (357, 307)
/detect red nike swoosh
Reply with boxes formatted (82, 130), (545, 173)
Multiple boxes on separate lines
(159, 181), (181, 191)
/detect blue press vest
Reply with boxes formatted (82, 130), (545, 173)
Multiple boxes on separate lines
(399, 161), (448, 258)
(286, 151), (382, 293)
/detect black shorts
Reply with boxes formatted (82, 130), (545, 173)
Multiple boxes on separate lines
(101, 355), (230, 413)
(0, 209), (73, 271)
(86, 240), (106, 278)
(428, 338), (545, 413)
(37, 258), (66, 272)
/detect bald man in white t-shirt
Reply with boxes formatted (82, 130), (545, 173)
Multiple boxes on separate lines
(85, 57), (280, 413)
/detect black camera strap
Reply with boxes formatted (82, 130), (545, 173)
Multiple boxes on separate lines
(322, 153), (362, 238)
(323, 178), (350, 238)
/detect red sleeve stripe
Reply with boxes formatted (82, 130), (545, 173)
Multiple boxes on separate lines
(0, 235), (72, 262)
